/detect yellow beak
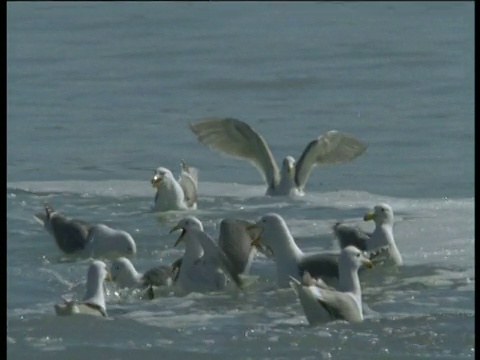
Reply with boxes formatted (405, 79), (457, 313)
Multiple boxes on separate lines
(151, 174), (162, 187)
(105, 272), (112, 282)
(170, 225), (185, 247)
(363, 210), (375, 221)
(287, 165), (294, 175)
(362, 259), (374, 269)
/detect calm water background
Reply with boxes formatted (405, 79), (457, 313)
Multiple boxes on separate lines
(7, 2), (474, 359)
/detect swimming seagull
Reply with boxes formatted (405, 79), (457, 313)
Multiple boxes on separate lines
(189, 118), (367, 196)
(110, 257), (176, 294)
(151, 160), (199, 212)
(248, 213), (341, 289)
(54, 260), (111, 317)
(332, 203), (402, 266)
(169, 216), (243, 294)
(289, 246), (373, 325)
(34, 203), (137, 258)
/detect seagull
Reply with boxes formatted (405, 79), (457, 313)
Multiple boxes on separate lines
(247, 213), (341, 288)
(34, 203), (137, 258)
(290, 246), (373, 325)
(151, 160), (199, 212)
(169, 216), (243, 294)
(189, 117), (367, 196)
(54, 260), (111, 317)
(332, 203), (402, 266)
(110, 257), (176, 289)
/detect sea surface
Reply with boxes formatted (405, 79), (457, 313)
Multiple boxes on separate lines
(7, 2), (474, 359)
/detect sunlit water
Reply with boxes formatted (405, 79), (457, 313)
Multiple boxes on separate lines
(7, 2), (474, 359)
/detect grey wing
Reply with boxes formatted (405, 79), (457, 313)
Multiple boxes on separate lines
(142, 265), (174, 287)
(295, 131), (368, 190)
(298, 253), (340, 285)
(49, 216), (91, 254)
(332, 222), (371, 251)
(315, 289), (362, 322)
(218, 218), (256, 275)
(179, 161), (199, 208)
(189, 118), (280, 187)
(195, 230), (244, 289)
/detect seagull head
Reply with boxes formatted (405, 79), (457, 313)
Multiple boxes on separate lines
(151, 167), (175, 188)
(341, 245), (373, 271)
(110, 257), (136, 284)
(281, 156), (296, 178)
(363, 203), (394, 226)
(169, 216), (204, 247)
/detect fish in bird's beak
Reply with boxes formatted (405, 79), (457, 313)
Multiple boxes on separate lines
(151, 173), (162, 187)
(363, 209), (376, 221)
(170, 224), (186, 247)
(105, 272), (113, 282)
(245, 223), (274, 257)
(362, 258), (374, 269)
(246, 223), (263, 249)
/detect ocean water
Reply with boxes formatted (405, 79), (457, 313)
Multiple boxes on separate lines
(7, 2), (474, 359)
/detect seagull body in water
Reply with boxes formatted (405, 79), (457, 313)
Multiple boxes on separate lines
(189, 118), (367, 196)
(54, 260), (111, 317)
(169, 216), (244, 295)
(34, 204), (137, 258)
(333, 203), (402, 266)
(290, 246), (373, 325)
(151, 160), (199, 212)
(110, 257), (177, 290)
(248, 213), (341, 289)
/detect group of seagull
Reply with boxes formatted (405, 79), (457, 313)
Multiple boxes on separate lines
(34, 117), (403, 326)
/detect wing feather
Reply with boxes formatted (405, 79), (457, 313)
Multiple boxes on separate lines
(189, 118), (280, 187)
(295, 131), (368, 189)
(178, 161), (199, 208)
(332, 222), (371, 251)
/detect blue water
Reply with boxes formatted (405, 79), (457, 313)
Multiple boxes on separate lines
(7, 2), (474, 359)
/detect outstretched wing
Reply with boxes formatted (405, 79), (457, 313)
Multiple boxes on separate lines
(295, 131), (368, 190)
(218, 218), (256, 275)
(179, 160), (199, 208)
(189, 118), (280, 187)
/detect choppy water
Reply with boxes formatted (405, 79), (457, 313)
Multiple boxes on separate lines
(7, 2), (474, 359)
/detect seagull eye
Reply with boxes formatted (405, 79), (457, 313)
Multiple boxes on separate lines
(356, 253), (361, 258)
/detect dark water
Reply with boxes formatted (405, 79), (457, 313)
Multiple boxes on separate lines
(7, 2), (474, 359)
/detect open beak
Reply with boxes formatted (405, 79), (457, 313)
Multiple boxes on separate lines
(151, 174), (162, 187)
(362, 259), (374, 269)
(170, 224), (186, 247)
(363, 210), (375, 221)
(105, 272), (112, 282)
